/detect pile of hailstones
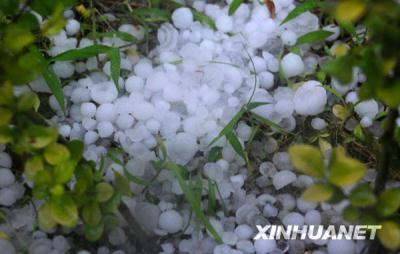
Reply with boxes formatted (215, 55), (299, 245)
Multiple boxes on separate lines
(4, 0), (386, 254)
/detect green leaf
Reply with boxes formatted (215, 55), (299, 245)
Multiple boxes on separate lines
(207, 180), (216, 215)
(53, 160), (76, 184)
(0, 108), (12, 126)
(38, 203), (57, 231)
(131, 7), (170, 22)
(41, 4), (66, 36)
(44, 143), (70, 165)
(25, 156), (44, 180)
(323, 55), (355, 84)
(114, 171), (132, 197)
(328, 147), (367, 187)
(82, 201), (102, 226)
(0, 0), (19, 15)
(51, 45), (112, 62)
(288, 145), (324, 177)
(226, 131), (247, 161)
(102, 192), (122, 214)
(343, 205), (360, 222)
(334, 0), (366, 23)
(228, 0), (244, 15)
(208, 146), (223, 162)
(296, 30), (334, 45)
(353, 124), (365, 141)
(84, 222), (104, 242)
(24, 126), (58, 149)
(3, 25), (35, 53)
(192, 9), (217, 30)
(163, 161), (222, 243)
(88, 31), (137, 43)
(349, 184), (376, 207)
(108, 47), (121, 90)
(377, 188), (400, 217)
(302, 183), (334, 202)
(31, 46), (65, 113)
(18, 13), (40, 30)
(378, 221), (400, 250)
(96, 182), (114, 203)
(0, 82), (14, 106)
(65, 140), (84, 162)
(49, 196), (78, 227)
(281, 0), (320, 25)
(17, 91), (40, 112)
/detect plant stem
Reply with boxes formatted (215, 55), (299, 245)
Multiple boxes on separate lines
(374, 108), (398, 193)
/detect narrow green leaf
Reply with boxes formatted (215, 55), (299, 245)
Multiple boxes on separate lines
(88, 31), (137, 42)
(51, 45), (112, 62)
(208, 146), (223, 162)
(252, 114), (293, 135)
(288, 144), (325, 177)
(281, 0), (320, 25)
(207, 180), (216, 215)
(226, 131), (246, 161)
(131, 7), (170, 22)
(192, 10), (217, 30)
(296, 30), (334, 45)
(163, 161), (222, 243)
(228, 0), (244, 16)
(108, 47), (121, 89)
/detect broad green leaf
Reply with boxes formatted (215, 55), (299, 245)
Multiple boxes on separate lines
(41, 4), (66, 36)
(24, 126), (58, 149)
(296, 30), (334, 45)
(378, 221), (400, 250)
(0, 0), (18, 15)
(302, 183), (334, 202)
(0, 108), (12, 126)
(51, 45), (112, 62)
(328, 147), (367, 187)
(96, 182), (114, 203)
(25, 156), (44, 180)
(343, 205), (360, 222)
(18, 13), (40, 30)
(114, 171), (132, 197)
(88, 31), (137, 42)
(163, 161), (222, 243)
(208, 146), (223, 162)
(82, 201), (102, 226)
(53, 160), (76, 183)
(17, 91), (40, 112)
(31, 0), (58, 16)
(353, 124), (365, 141)
(44, 143), (70, 165)
(65, 140), (84, 162)
(131, 7), (170, 22)
(0, 127), (12, 144)
(0, 82), (14, 106)
(281, 0), (320, 25)
(228, 0), (244, 15)
(323, 55), (355, 84)
(38, 203), (57, 231)
(50, 184), (65, 196)
(3, 25), (35, 53)
(84, 223), (104, 242)
(226, 131), (247, 161)
(334, 1), (366, 23)
(376, 82), (400, 107)
(102, 192), (122, 213)
(349, 184), (376, 207)
(377, 188), (400, 217)
(49, 196), (78, 227)
(288, 145), (324, 177)
(108, 47), (121, 90)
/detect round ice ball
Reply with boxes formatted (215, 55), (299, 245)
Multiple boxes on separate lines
(216, 15), (233, 32)
(281, 30), (297, 46)
(293, 80), (327, 116)
(281, 53), (304, 78)
(90, 82), (118, 104)
(0, 152), (12, 168)
(171, 8), (193, 29)
(158, 210), (183, 233)
(0, 168), (15, 188)
(66, 19), (80, 35)
(254, 239), (276, 254)
(327, 239), (355, 254)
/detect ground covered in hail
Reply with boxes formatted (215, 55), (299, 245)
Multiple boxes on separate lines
(0, 0), (395, 254)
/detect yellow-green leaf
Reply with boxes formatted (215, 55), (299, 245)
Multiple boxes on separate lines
(25, 156), (44, 180)
(82, 202), (102, 226)
(53, 160), (76, 184)
(378, 221), (400, 250)
(84, 223), (104, 242)
(332, 104), (347, 121)
(349, 184), (376, 207)
(302, 183), (334, 202)
(335, 1), (366, 23)
(0, 108), (12, 126)
(96, 182), (114, 203)
(17, 91), (40, 112)
(25, 126), (58, 149)
(49, 196), (78, 228)
(38, 203), (57, 231)
(114, 171), (132, 197)
(328, 147), (367, 187)
(288, 145), (324, 177)
(377, 188), (400, 217)
(0, 82), (14, 106)
(44, 143), (70, 165)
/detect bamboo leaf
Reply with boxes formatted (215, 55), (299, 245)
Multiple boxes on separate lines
(281, 0), (320, 25)
(228, 0), (244, 16)
(296, 30), (334, 45)
(108, 47), (121, 89)
(51, 45), (112, 62)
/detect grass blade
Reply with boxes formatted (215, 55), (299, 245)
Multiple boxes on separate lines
(281, 0), (320, 25)
(42, 66), (65, 113)
(296, 30), (334, 45)
(252, 114), (294, 135)
(209, 107), (246, 146)
(167, 0), (216, 30)
(88, 31), (137, 43)
(51, 45), (111, 62)
(207, 180), (216, 215)
(163, 161), (223, 243)
(131, 7), (170, 22)
(108, 47), (121, 90)
(226, 131), (247, 161)
(228, 0), (244, 16)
